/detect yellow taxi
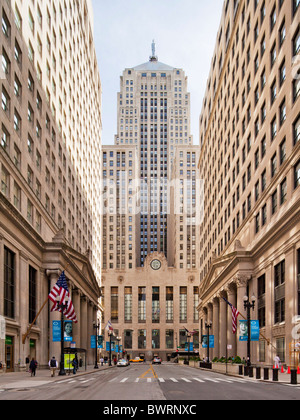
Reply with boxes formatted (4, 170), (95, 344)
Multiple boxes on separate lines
(129, 357), (144, 363)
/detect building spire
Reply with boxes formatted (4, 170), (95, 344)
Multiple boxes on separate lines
(150, 39), (158, 62)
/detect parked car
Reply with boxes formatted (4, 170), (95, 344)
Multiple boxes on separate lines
(152, 357), (162, 364)
(117, 358), (130, 367)
(129, 357), (144, 363)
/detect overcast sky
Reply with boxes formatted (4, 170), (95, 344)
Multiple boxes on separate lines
(91, 0), (224, 145)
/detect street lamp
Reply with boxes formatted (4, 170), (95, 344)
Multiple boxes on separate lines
(56, 295), (69, 376)
(93, 320), (100, 369)
(205, 321), (212, 363)
(116, 336), (121, 361)
(108, 331), (114, 366)
(243, 295), (256, 368)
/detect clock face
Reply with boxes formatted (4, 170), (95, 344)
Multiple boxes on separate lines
(150, 259), (161, 271)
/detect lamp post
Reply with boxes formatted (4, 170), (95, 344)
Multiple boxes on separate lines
(93, 320), (100, 369)
(205, 321), (212, 363)
(56, 295), (69, 376)
(108, 331), (113, 366)
(243, 295), (256, 368)
(116, 336), (121, 361)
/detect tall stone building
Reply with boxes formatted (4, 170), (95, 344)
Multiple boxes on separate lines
(0, 0), (102, 371)
(101, 44), (201, 360)
(197, 0), (300, 367)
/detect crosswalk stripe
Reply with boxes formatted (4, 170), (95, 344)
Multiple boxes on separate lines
(204, 377), (220, 383)
(158, 378), (165, 382)
(181, 378), (192, 382)
(147, 378), (151, 383)
(120, 378), (128, 383)
(170, 378), (178, 382)
(193, 378), (205, 383)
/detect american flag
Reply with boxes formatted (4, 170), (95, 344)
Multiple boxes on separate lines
(223, 297), (240, 334)
(105, 320), (114, 331)
(48, 271), (78, 323)
(184, 327), (197, 336)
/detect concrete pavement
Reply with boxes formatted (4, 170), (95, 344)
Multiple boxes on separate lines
(0, 363), (298, 391)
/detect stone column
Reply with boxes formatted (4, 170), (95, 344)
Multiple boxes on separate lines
(72, 288), (81, 348)
(19, 252), (29, 370)
(219, 291), (227, 359)
(212, 297), (219, 359)
(80, 295), (88, 354)
(236, 276), (248, 360)
(46, 269), (61, 361)
(226, 284), (237, 358)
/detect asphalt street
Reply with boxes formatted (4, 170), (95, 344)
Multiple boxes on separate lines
(1, 363), (300, 402)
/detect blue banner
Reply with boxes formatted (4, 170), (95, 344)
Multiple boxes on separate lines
(239, 320), (260, 341)
(202, 335), (214, 348)
(52, 320), (61, 342)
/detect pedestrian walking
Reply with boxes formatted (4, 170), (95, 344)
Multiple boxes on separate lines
(274, 355), (281, 369)
(72, 356), (78, 374)
(25, 355), (30, 372)
(100, 357), (104, 366)
(29, 358), (37, 377)
(49, 356), (58, 377)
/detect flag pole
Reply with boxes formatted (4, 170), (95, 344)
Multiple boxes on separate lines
(22, 297), (49, 345)
(22, 263), (70, 345)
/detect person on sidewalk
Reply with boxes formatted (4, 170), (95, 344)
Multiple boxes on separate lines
(29, 358), (37, 377)
(274, 355), (281, 369)
(49, 356), (58, 377)
(72, 356), (78, 374)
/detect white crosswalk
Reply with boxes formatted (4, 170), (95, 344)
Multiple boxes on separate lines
(105, 376), (248, 385)
(61, 374), (249, 386)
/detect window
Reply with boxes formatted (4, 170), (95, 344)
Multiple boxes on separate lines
(166, 287), (173, 322)
(274, 260), (285, 323)
(280, 178), (287, 204)
(138, 287), (146, 322)
(258, 274), (266, 328)
(124, 287), (132, 323)
(1, 165), (9, 197)
(179, 287), (187, 322)
(111, 287), (118, 323)
(295, 160), (300, 189)
(138, 329), (146, 349)
(293, 115), (300, 146)
(152, 287), (160, 323)
(4, 246), (15, 318)
(29, 266), (37, 324)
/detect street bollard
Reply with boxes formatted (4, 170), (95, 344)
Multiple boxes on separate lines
(249, 366), (254, 378)
(244, 365), (249, 376)
(264, 367), (269, 380)
(256, 367), (261, 379)
(291, 369), (298, 385)
(272, 368), (279, 382)
(239, 365), (243, 375)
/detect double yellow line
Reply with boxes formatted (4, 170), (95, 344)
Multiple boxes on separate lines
(139, 364), (158, 379)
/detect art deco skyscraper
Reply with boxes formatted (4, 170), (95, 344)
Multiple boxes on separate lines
(101, 44), (201, 360)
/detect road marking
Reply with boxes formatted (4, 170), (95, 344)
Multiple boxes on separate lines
(217, 378), (233, 383)
(204, 377), (220, 383)
(120, 378), (128, 383)
(170, 378), (178, 382)
(158, 378), (165, 382)
(134, 378), (140, 383)
(147, 378), (151, 383)
(193, 378), (205, 383)
(181, 378), (192, 382)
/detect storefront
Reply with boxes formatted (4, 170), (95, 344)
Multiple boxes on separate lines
(5, 336), (14, 373)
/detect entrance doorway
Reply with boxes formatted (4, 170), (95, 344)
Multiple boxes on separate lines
(5, 336), (14, 372)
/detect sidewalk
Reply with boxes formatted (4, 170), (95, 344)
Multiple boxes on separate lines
(0, 364), (114, 391)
